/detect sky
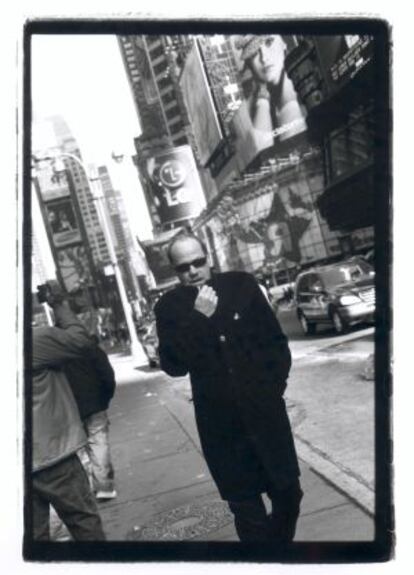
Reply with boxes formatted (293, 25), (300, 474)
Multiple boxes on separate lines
(31, 34), (154, 253)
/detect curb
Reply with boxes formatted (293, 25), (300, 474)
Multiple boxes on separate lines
(316, 328), (374, 354)
(293, 433), (375, 516)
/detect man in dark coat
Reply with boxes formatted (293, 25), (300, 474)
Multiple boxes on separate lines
(154, 232), (303, 543)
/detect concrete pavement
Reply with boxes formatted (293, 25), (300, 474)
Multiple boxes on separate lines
(96, 338), (375, 542)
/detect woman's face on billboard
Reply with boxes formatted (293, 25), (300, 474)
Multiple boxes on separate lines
(249, 36), (286, 85)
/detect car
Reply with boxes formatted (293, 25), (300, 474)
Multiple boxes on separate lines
(294, 258), (375, 335)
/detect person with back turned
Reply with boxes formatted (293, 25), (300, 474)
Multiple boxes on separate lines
(154, 231), (303, 543)
(31, 283), (105, 540)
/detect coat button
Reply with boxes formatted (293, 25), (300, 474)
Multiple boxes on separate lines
(219, 335), (226, 342)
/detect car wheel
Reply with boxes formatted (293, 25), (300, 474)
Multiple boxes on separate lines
(298, 311), (316, 335)
(331, 309), (347, 334)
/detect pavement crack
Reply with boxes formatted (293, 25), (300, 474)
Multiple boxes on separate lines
(99, 479), (214, 509)
(137, 444), (195, 463)
(162, 398), (203, 456)
(300, 501), (351, 518)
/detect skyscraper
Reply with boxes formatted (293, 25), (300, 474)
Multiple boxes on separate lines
(118, 35), (192, 150)
(33, 116), (111, 267)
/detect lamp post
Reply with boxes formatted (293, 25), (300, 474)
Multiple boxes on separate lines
(109, 151), (144, 317)
(33, 151), (148, 368)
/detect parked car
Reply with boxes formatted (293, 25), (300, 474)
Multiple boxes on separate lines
(294, 258), (375, 335)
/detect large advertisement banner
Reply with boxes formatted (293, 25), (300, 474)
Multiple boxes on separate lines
(180, 42), (223, 166)
(314, 35), (373, 96)
(141, 235), (177, 286)
(211, 176), (327, 273)
(35, 161), (70, 202)
(230, 35), (308, 169)
(34, 164), (97, 296)
(55, 245), (93, 293)
(139, 145), (206, 227)
(44, 198), (82, 247)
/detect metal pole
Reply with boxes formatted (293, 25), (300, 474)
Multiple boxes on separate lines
(89, 175), (148, 368)
(42, 303), (54, 326)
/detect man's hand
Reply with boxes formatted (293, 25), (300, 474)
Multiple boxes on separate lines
(44, 280), (67, 308)
(194, 285), (218, 318)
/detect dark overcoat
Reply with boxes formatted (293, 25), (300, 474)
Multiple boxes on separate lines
(154, 271), (299, 501)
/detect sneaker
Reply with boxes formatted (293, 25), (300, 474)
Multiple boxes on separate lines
(95, 489), (117, 501)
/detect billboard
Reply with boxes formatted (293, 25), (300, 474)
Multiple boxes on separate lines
(44, 198), (82, 247)
(314, 35), (373, 97)
(231, 35), (308, 169)
(141, 230), (179, 286)
(180, 42), (223, 166)
(33, 164), (98, 297)
(55, 244), (93, 293)
(139, 145), (206, 228)
(35, 161), (70, 202)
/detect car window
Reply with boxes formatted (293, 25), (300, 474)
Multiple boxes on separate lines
(297, 275), (310, 292)
(320, 269), (348, 287)
(306, 274), (322, 291)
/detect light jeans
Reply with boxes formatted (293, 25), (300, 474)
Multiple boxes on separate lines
(80, 410), (115, 493)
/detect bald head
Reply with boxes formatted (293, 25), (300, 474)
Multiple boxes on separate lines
(168, 235), (211, 287)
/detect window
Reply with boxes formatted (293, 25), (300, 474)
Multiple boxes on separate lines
(165, 106), (181, 120)
(162, 93), (177, 107)
(174, 136), (188, 146)
(153, 60), (168, 75)
(297, 275), (310, 292)
(149, 44), (164, 59)
(325, 104), (374, 182)
(157, 76), (171, 90)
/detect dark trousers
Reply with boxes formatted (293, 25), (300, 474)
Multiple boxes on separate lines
(32, 453), (106, 541)
(228, 480), (303, 543)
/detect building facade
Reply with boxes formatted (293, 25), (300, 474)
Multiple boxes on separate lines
(33, 116), (111, 268)
(118, 33), (376, 289)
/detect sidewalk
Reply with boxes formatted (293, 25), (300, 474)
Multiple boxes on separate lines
(97, 353), (374, 542)
(287, 334), (375, 515)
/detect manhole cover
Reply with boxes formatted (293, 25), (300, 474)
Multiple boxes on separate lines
(170, 516), (201, 530)
(128, 500), (233, 541)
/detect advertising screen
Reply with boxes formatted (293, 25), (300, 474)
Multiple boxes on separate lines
(141, 235), (176, 286)
(55, 244), (93, 293)
(35, 162), (70, 202)
(180, 42), (223, 166)
(44, 198), (81, 248)
(139, 145), (206, 227)
(230, 34), (308, 169)
(314, 35), (373, 96)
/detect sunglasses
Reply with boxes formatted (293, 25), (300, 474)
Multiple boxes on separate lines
(174, 257), (207, 274)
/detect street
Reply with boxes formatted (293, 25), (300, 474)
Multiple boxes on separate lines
(95, 309), (375, 542)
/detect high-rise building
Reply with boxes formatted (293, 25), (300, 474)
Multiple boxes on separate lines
(118, 35), (192, 150)
(118, 34), (210, 246)
(33, 116), (111, 267)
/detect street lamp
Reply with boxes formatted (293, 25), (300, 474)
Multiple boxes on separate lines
(33, 151), (148, 368)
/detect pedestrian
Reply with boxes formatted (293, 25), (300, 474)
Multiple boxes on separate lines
(154, 231), (303, 543)
(31, 284), (106, 541)
(63, 336), (117, 501)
